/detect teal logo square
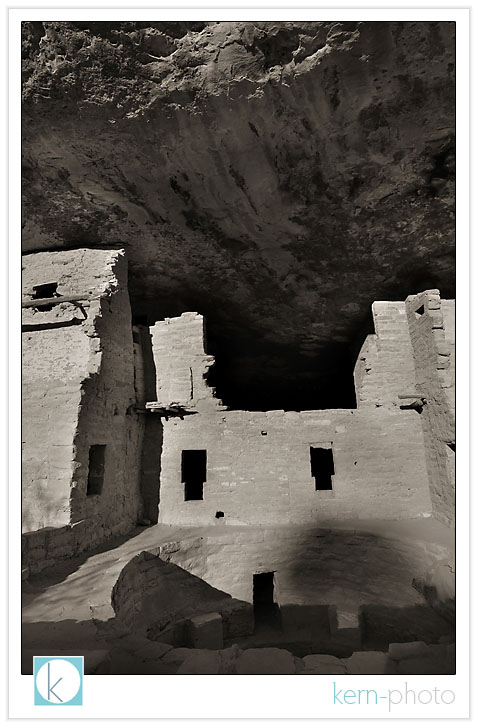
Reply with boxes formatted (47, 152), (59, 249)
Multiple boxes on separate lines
(34, 656), (83, 706)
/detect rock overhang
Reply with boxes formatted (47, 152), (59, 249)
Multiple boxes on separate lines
(21, 20), (455, 409)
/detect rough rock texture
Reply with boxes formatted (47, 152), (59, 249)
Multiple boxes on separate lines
(21, 21), (455, 409)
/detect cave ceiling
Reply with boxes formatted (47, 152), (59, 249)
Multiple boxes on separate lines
(21, 20), (455, 409)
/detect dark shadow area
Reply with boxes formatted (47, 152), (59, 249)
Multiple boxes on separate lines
(131, 295), (360, 410)
(234, 601), (453, 661)
(127, 248), (457, 411)
(22, 525), (455, 675)
(253, 572), (281, 630)
(139, 417), (162, 523)
(127, 239), (455, 410)
(359, 603), (453, 650)
(22, 600), (454, 674)
(135, 322), (162, 523)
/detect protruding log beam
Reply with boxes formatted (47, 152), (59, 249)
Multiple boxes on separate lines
(22, 294), (93, 308)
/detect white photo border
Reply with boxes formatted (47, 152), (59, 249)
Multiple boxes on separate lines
(8, 4), (470, 721)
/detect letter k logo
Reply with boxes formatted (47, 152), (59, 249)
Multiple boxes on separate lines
(47, 662), (63, 703)
(34, 657), (83, 706)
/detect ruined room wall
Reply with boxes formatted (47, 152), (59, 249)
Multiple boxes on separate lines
(162, 528), (451, 642)
(150, 305), (431, 527)
(22, 249), (98, 531)
(158, 406), (431, 526)
(150, 312), (222, 409)
(68, 251), (143, 541)
(406, 291), (455, 526)
(354, 301), (417, 406)
(22, 248), (143, 567)
(441, 300), (456, 416)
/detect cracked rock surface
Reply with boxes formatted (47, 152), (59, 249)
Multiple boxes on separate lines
(22, 21), (455, 409)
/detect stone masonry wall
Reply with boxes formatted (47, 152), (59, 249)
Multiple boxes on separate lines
(22, 248), (143, 570)
(158, 406), (431, 526)
(151, 297), (454, 528)
(150, 312), (222, 411)
(405, 291), (455, 526)
(354, 301), (417, 406)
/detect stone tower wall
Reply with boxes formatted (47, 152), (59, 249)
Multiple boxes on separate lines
(152, 300), (441, 527)
(406, 290), (455, 526)
(22, 248), (143, 571)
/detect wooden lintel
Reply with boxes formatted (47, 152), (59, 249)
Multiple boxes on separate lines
(22, 294), (93, 308)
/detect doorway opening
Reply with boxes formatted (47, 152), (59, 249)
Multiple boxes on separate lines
(253, 571), (281, 630)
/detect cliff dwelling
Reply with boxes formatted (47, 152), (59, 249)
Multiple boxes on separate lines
(21, 20), (456, 677)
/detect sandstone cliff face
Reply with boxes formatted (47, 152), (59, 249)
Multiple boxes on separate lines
(21, 21), (455, 409)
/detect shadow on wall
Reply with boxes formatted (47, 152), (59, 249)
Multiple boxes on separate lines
(109, 548), (454, 660)
(111, 552), (253, 643)
(137, 323), (162, 523)
(22, 540), (455, 675)
(139, 417), (162, 524)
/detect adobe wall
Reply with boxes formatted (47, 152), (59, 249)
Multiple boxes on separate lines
(152, 290), (458, 528)
(151, 304), (433, 527)
(354, 301), (417, 407)
(158, 527), (452, 645)
(150, 312), (223, 410)
(158, 406), (431, 526)
(22, 249), (143, 564)
(406, 291), (455, 526)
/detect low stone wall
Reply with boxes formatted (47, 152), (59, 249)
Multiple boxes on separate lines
(142, 640), (455, 675)
(111, 550), (253, 643)
(105, 525), (453, 660)
(22, 516), (135, 576)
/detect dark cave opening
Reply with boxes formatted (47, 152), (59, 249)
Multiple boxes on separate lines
(130, 298), (369, 411)
(128, 257), (454, 412)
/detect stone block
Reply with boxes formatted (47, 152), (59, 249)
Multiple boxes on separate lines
(135, 641), (174, 661)
(161, 648), (196, 667)
(186, 612), (223, 650)
(236, 648), (296, 675)
(388, 641), (431, 661)
(302, 654), (347, 674)
(222, 602), (254, 639)
(396, 655), (452, 675)
(176, 650), (222, 674)
(344, 651), (396, 675)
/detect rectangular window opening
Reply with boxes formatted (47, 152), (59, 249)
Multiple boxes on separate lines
(182, 449), (206, 501)
(310, 446), (335, 490)
(31, 281), (59, 311)
(32, 281), (58, 299)
(87, 444), (106, 496)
